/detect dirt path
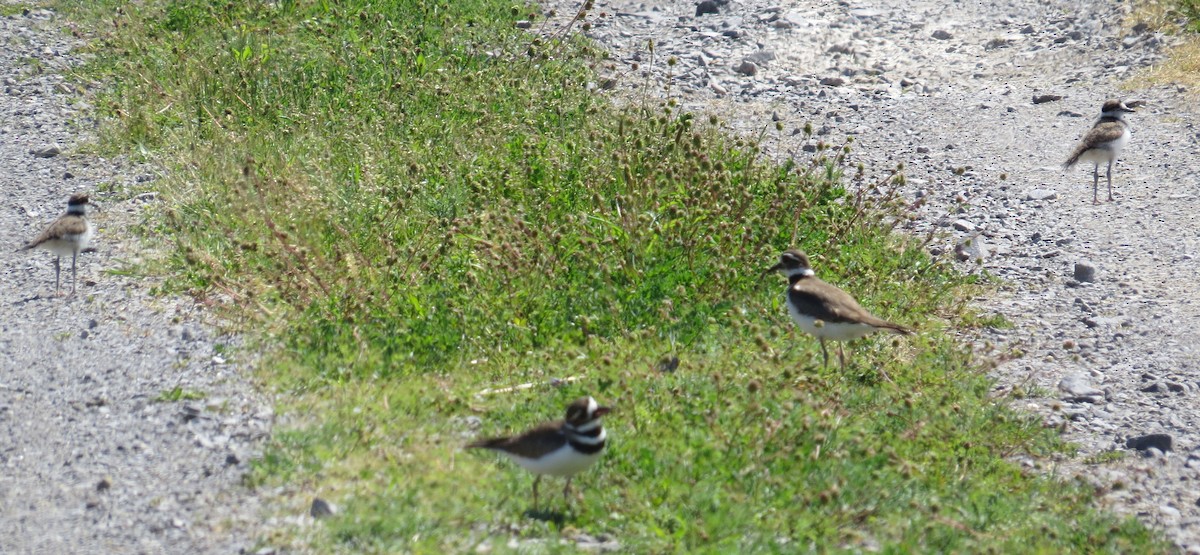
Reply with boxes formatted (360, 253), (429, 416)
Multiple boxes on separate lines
(0, 8), (270, 553)
(544, 0), (1200, 549)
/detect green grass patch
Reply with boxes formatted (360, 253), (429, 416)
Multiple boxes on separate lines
(153, 386), (206, 403)
(57, 0), (1169, 553)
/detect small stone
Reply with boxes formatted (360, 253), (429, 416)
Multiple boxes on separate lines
(916, 146), (930, 154)
(820, 76), (845, 87)
(1032, 94), (1063, 104)
(96, 477), (112, 492)
(932, 30), (953, 40)
(744, 50), (776, 65)
(1025, 189), (1057, 201)
(954, 234), (989, 263)
(1059, 373), (1104, 403)
(1140, 382), (1165, 394)
(514, 20), (532, 30)
(1126, 433), (1173, 453)
(952, 219), (976, 232)
(32, 144), (61, 158)
(63, 171), (74, 179)
(695, 0), (720, 16)
(734, 61), (758, 76)
(225, 453), (240, 466)
(1074, 261), (1096, 283)
(310, 497), (337, 518)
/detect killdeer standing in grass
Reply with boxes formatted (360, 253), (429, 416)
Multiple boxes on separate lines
(766, 249), (912, 378)
(19, 193), (93, 295)
(468, 396), (611, 509)
(1063, 99), (1137, 204)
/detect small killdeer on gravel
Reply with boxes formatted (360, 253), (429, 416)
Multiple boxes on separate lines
(468, 396), (611, 509)
(19, 193), (93, 295)
(767, 249), (912, 376)
(1063, 99), (1136, 204)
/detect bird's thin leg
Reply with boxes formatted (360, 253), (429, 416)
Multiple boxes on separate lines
(54, 256), (61, 294)
(563, 477), (573, 506)
(532, 475), (541, 511)
(838, 343), (847, 370)
(820, 338), (829, 368)
(71, 251), (78, 294)
(1106, 160), (1114, 202)
(1092, 163), (1100, 204)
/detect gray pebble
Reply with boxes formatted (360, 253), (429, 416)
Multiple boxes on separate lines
(1073, 261), (1096, 282)
(310, 497), (337, 518)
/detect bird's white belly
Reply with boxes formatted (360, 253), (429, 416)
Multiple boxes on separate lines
(503, 445), (602, 477)
(1078, 130), (1129, 164)
(787, 303), (877, 341)
(39, 225), (92, 256)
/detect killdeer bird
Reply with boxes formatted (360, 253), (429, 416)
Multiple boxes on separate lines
(19, 193), (93, 295)
(1063, 99), (1136, 204)
(468, 396), (611, 509)
(766, 249), (912, 377)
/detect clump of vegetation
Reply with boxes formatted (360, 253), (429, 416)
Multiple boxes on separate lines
(1127, 0), (1200, 89)
(58, 0), (1169, 552)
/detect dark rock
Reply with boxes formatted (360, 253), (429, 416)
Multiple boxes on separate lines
(932, 30), (953, 40)
(819, 76), (845, 87)
(696, 0), (720, 16)
(1032, 94), (1063, 104)
(1074, 261), (1096, 283)
(734, 61), (758, 76)
(310, 497), (336, 518)
(1126, 434), (1173, 453)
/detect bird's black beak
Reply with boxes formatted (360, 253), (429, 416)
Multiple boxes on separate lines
(594, 406), (612, 417)
(763, 262), (783, 276)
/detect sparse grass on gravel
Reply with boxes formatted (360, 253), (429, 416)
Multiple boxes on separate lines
(1129, 0), (1200, 90)
(57, 0), (1169, 553)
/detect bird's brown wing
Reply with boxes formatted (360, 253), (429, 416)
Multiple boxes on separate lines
(792, 279), (911, 334)
(20, 214), (87, 251)
(1064, 121), (1126, 168)
(467, 420), (567, 459)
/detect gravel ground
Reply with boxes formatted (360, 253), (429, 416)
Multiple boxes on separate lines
(5, 0), (1199, 552)
(0, 8), (270, 554)
(540, 0), (1200, 550)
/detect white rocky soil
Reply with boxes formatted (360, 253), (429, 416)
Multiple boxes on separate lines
(539, 0), (1200, 550)
(0, 8), (270, 553)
